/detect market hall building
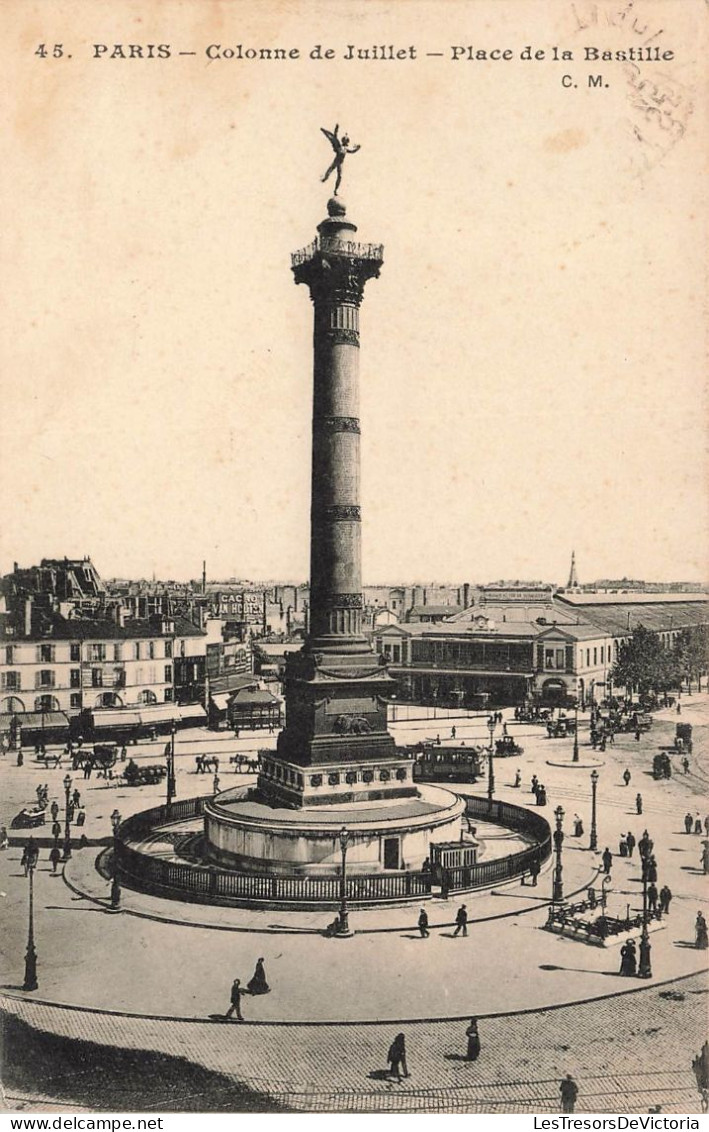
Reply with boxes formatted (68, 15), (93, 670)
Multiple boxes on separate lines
(374, 586), (708, 707)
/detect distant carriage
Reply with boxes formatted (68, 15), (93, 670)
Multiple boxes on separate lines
(495, 735), (524, 757)
(652, 752), (672, 780)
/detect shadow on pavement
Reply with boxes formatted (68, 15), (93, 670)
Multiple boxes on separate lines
(1, 1010), (289, 1112)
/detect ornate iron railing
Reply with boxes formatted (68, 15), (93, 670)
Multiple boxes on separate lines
(291, 235), (384, 268)
(114, 793), (550, 907)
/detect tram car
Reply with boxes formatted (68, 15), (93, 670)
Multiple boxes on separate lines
(412, 741), (484, 784)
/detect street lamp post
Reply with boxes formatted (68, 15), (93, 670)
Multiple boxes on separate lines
(487, 716), (496, 808)
(23, 841), (39, 991)
(638, 855), (653, 978)
(110, 809), (122, 909)
(62, 774), (72, 861)
(166, 722), (176, 814)
(553, 805), (565, 904)
(590, 769), (599, 851)
(572, 699), (579, 762)
(334, 825), (354, 938)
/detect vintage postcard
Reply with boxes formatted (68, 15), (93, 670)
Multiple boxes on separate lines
(1, 0), (707, 1120)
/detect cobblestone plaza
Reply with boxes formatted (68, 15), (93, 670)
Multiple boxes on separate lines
(1, 696), (707, 1112)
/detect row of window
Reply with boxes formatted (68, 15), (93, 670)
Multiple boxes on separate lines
(4, 640), (178, 665)
(2, 666), (173, 691)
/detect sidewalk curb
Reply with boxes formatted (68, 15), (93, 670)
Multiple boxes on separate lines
(1, 967), (706, 1028)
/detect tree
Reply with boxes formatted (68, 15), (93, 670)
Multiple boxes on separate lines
(672, 626), (709, 693)
(610, 625), (680, 697)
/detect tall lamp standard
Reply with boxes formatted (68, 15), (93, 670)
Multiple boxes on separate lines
(553, 805), (565, 904)
(487, 715), (496, 808)
(589, 769), (599, 851)
(335, 825), (354, 938)
(23, 841), (39, 991)
(110, 809), (122, 909)
(166, 722), (176, 814)
(62, 774), (72, 861)
(572, 699), (580, 762)
(638, 854), (653, 978)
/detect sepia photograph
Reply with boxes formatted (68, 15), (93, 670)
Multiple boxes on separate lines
(1, 0), (707, 1118)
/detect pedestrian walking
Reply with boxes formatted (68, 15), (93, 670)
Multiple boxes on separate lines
(50, 800), (59, 822)
(417, 908), (430, 938)
(247, 957), (270, 995)
(694, 815), (702, 835)
(638, 831), (653, 860)
(634, 729), (641, 742)
(647, 882), (658, 913)
(465, 1017), (481, 1061)
(560, 1074), (579, 1113)
(602, 847), (613, 875)
(695, 912), (708, 950)
(0, 825), (9, 851)
(659, 885), (672, 914)
(16, 749), (23, 767)
(49, 844), (62, 874)
(531, 774), (539, 796)
(619, 939), (637, 976)
(514, 769), (521, 788)
(453, 904), (468, 937)
(636, 793), (643, 815)
(451, 726), (456, 739)
(626, 831), (636, 858)
(608, 730), (615, 747)
(677, 701), (681, 714)
(623, 769), (631, 787)
(701, 844), (709, 876)
(387, 1033), (409, 1081)
(528, 857), (540, 887)
(213, 772), (220, 794)
(704, 816), (709, 837)
(682, 756), (690, 774)
(536, 784), (547, 806)
(685, 813), (694, 834)
(72, 788), (81, 809)
(573, 814), (584, 837)
(224, 978), (244, 1021)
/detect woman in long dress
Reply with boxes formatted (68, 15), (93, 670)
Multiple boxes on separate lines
(247, 957), (270, 994)
(387, 1033), (408, 1081)
(695, 913), (709, 950)
(465, 1018), (481, 1061)
(619, 939), (637, 976)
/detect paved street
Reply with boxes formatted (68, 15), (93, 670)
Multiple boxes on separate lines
(1, 696), (707, 1111)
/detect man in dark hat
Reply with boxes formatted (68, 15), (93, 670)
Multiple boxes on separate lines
(453, 904), (468, 937)
(224, 978), (244, 1021)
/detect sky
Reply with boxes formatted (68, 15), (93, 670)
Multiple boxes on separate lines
(2, 0), (707, 587)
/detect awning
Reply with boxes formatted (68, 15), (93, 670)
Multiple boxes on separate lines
(138, 704), (182, 724)
(210, 694), (230, 711)
(92, 709), (142, 729)
(178, 703), (207, 721)
(0, 711), (70, 730)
